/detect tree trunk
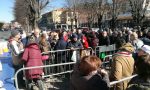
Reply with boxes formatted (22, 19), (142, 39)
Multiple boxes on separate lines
(71, 18), (73, 30)
(75, 15), (77, 29)
(98, 15), (103, 31)
(110, 17), (117, 31)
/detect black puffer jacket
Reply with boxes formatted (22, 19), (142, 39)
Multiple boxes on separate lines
(127, 76), (150, 90)
(140, 37), (150, 46)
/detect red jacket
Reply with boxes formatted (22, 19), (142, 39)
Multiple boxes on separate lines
(22, 43), (43, 79)
(82, 36), (89, 48)
(64, 35), (68, 42)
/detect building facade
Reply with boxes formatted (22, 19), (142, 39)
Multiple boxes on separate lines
(40, 8), (79, 30)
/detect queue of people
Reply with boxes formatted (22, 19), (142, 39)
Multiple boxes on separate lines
(7, 26), (150, 90)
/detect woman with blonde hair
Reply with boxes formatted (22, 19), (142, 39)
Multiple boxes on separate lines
(39, 33), (51, 53)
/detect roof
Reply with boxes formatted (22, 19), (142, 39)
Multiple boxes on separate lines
(53, 8), (66, 11)
(117, 13), (133, 20)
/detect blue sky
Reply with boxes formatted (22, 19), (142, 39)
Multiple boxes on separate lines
(46, 0), (66, 12)
(0, 0), (14, 23)
(0, 0), (65, 23)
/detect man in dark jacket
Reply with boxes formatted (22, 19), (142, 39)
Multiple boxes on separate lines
(99, 31), (110, 46)
(54, 33), (67, 50)
(29, 28), (41, 45)
(54, 33), (67, 61)
(67, 34), (83, 62)
(53, 33), (67, 72)
(140, 37), (150, 45)
(67, 34), (83, 49)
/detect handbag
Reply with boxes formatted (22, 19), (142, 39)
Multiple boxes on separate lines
(71, 51), (77, 62)
(81, 50), (90, 58)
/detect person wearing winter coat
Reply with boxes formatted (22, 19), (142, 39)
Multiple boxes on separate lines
(50, 32), (59, 49)
(20, 30), (28, 47)
(133, 45), (150, 72)
(39, 33), (51, 53)
(81, 35), (89, 49)
(130, 32), (144, 51)
(87, 31), (99, 49)
(99, 31), (110, 46)
(9, 30), (24, 66)
(31, 28), (41, 44)
(22, 35), (45, 79)
(80, 35), (90, 58)
(53, 33), (68, 72)
(110, 31), (118, 44)
(110, 42), (135, 90)
(39, 33), (51, 75)
(70, 56), (110, 90)
(140, 37), (150, 46)
(54, 33), (67, 63)
(54, 33), (67, 51)
(67, 34), (83, 49)
(67, 34), (83, 62)
(8, 30), (25, 88)
(127, 50), (150, 90)
(63, 31), (68, 42)
(77, 29), (83, 41)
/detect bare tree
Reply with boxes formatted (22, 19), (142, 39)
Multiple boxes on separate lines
(110, 0), (126, 30)
(129, 0), (150, 26)
(14, 0), (49, 32)
(65, 0), (111, 29)
(81, 1), (96, 28)
(93, 0), (110, 29)
(14, 0), (28, 30)
(66, 0), (81, 29)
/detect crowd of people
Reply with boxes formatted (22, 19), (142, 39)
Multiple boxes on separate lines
(7, 26), (150, 90)
(9, 27), (150, 52)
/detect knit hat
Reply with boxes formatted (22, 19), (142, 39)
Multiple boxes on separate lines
(141, 45), (150, 55)
(72, 34), (78, 38)
(11, 30), (20, 37)
(119, 43), (135, 53)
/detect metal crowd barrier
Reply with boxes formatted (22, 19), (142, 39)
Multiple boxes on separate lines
(95, 44), (116, 60)
(14, 62), (76, 90)
(103, 55), (113, 64)
(14, 45), (119, 90)
(110, 74), (138, 90)
(15, 63), (137, 90)
(102, 55), (113, 72)
(41, 47), (93, 76)
(14, 47), (93, 90)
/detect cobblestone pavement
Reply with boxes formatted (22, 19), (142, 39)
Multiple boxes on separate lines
(45, 76), (70, 90)
(19, 75), (70, 90)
